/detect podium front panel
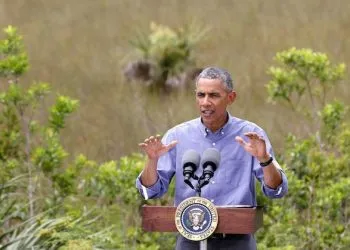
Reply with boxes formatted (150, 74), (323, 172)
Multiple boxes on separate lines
(142, 206), (263, 234)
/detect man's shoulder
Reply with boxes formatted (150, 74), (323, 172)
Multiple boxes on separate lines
(166, 117), (199, 136)
(171, 117), (199, 131)
(231, 116), (265, 132)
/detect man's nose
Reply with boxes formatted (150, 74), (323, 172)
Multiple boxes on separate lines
(201, 96), (211, 105)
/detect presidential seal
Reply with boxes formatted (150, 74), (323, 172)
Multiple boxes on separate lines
(175, 197), (218, 241)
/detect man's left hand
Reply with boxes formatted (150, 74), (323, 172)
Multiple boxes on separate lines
(235, 132), (270, 162)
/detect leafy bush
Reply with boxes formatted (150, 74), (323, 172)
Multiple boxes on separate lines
(257, 48), (350, 249)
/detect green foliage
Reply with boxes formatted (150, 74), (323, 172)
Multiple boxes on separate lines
(58, 240), (93, 250)
(71, 153), (176, 248)
(119, 227), (175, 250)
(0, 26), (29, 77)
(0, 26), (122, 249)
(257, 48), (350, 249)
(49, 96), (79, 132)
(115, 154), (145, 205)
(0, 175), (25, 242)
(32, 131), (68, 174)
(319, 100), (347, 144)
(267, 47), (345, 115)
(1, 210), (114, 250)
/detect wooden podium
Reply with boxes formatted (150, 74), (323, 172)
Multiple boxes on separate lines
(142, 205), (263, 234)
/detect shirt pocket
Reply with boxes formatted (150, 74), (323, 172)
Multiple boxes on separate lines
(223, 159), (247, 188)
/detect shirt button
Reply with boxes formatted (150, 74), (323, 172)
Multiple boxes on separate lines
(221, 131), (224, 135)
(212, 142), (216, 146)
(211, 180), (215, 184)
(211, 199), (214, 203)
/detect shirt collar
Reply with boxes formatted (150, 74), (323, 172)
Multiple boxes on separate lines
(198, 112), (233, 137)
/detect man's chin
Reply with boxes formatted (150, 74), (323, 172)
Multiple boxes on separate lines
(201, 115), (214, 124)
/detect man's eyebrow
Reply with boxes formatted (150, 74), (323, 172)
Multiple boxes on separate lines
(196, 91), (221, 95)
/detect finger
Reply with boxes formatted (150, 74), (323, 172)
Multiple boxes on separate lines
(235, 136), (246, 146)
(166, 140), (178, 150)
(244, 132), (262, 141)
(244, 132), (258, 138)
(249, 134), (264, 141)
(244, 132), (255, 136)
(156, 134), (162, 140)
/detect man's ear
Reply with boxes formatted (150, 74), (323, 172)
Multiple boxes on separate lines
(228, 91), (237, 104)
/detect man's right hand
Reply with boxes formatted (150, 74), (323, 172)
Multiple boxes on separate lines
(138, 134), (178, 160)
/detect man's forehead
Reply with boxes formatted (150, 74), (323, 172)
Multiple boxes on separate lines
(195, 85), (226, 93)
(196, 78), (226, 92)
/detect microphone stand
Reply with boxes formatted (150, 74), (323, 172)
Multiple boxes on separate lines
(196, 181), (207, 250)
(185, 178), (209, 250)
(182, 149), (219, 250)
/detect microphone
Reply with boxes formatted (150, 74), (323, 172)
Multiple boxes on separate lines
(200, 148), (221, 187)
(182, 150), (200, 189)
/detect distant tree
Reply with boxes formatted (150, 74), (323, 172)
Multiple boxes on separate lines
(123, 22), (207, 92)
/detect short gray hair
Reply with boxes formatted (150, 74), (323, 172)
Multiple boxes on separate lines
(195, 67), (234, 91)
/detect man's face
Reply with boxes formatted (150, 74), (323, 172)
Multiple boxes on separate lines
(195, 78), (236, 131)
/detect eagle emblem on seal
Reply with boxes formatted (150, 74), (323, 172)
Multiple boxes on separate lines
(188, 208), (207, 230)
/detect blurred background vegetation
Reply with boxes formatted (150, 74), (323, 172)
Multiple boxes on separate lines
(0, 0), (349, 249)
(0, 0), (349, 161)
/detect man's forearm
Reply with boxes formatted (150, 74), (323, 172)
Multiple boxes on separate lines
(140, 158), (159, 187)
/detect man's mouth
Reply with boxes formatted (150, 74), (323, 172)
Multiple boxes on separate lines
(201, 110), (214, 117)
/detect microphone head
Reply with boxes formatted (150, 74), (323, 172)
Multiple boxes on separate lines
(182, 149), (200, 169)
(201, 148), (221, 170)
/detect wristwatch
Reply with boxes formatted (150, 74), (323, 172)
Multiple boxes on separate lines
(259, 156), (273, 167)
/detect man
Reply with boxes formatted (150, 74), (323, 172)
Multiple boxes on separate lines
(136, 67), (288, 249)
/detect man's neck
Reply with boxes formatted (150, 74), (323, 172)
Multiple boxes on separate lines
(202, 112), (229, 132)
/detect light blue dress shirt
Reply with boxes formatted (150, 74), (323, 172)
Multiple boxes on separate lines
(136, 113), (288, 206)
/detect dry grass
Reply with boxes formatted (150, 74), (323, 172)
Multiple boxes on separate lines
(1, 0), (349, 161)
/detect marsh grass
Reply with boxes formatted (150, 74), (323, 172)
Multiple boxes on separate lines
(0, 0), (349, 161)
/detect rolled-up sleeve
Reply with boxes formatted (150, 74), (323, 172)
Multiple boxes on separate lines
(135, 174), (162, 200)
(261, 169), (288, 198)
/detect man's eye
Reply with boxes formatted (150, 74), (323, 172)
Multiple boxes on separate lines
(197, 93), (205, 97)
